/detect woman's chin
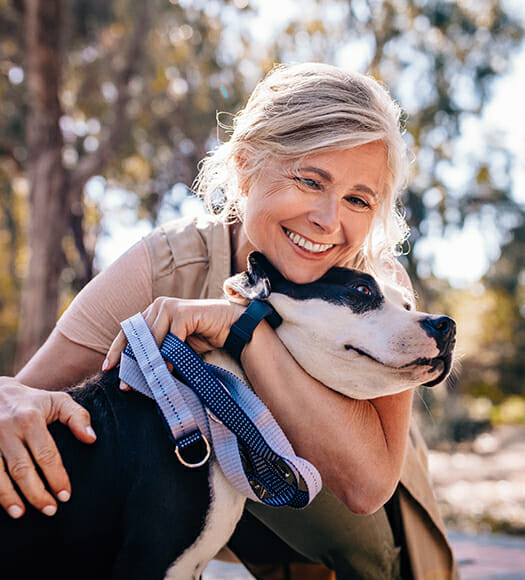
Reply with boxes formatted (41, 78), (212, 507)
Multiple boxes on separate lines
(280, 264), (331, 284)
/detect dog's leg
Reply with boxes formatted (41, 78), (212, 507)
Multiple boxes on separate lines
(164, 462), (245, 579)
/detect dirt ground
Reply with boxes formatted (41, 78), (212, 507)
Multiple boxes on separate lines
(428, 424), (525, 535)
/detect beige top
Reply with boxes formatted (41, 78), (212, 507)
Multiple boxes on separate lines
(57, 215), (231, 353)
(57, 214), (458, 580)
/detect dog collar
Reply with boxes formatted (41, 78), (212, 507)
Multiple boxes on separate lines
(224, 299), (282, 362)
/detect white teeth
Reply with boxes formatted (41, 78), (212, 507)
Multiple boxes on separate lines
(285, 229), (334, 253)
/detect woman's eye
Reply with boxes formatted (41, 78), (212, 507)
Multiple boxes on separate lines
(294, 176), (322, 190)
(346, 196), (370, 208)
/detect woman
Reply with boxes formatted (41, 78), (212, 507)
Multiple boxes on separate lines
(0, 63), (457, 579)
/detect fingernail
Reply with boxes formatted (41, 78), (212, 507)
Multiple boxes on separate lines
(86, 426), (97, 439)
(7, 505), (23, 519)
(57, 490), (70, 502)
(102, 358), (109, 371)
(42, 505), (57, 517)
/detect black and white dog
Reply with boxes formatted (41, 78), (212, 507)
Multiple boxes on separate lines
(0, 253), (455, 580)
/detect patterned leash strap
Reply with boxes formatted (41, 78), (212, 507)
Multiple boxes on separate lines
(119, 313), (322, 508)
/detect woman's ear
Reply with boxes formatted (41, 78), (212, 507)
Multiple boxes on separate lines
(233, 151), (252, 196)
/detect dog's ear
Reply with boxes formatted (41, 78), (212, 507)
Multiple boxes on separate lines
(247, 252), (283, 282)
(223, 252), (273, 304)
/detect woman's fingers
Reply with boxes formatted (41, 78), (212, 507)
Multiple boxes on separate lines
(0, 456), (25, 518)
(104, 330), (127, 370)
(0, 385), (96, 518)
(53, 391), (96, 444)
(149, 304), (188, 346)
(0, 433), (61, 517)
(105, 298), (245, 371)
(24, 418), (72, 506)
(104, 299), (177, 369)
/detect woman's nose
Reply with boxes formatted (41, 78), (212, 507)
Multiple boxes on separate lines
(308, 198), (340, 234)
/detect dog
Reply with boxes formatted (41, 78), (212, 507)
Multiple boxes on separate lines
(0, 253), (455, 579)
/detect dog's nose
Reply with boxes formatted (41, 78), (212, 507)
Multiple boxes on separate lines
(420, 316), (456, 351)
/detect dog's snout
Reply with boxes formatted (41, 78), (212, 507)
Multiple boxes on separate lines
(420, 316), (456, 349)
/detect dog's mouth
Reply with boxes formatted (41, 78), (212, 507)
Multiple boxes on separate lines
(404, 354), (453, 387)
(344, 344), (454, 387)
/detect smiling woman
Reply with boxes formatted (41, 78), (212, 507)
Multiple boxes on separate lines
(0, 62), (457, 580)
(196, 63), (410, 279)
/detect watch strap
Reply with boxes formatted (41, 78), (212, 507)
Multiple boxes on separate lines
(224, 299), (282, 362)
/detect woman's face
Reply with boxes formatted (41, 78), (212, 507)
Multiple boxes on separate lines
(241, 141), (388, 284)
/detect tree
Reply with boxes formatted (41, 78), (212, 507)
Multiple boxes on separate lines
(1, 0), (254, 372)
(8, 0), (151, 369)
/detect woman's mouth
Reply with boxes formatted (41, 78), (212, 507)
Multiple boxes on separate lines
(284, 228), (334, 254)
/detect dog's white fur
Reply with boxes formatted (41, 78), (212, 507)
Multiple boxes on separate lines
(270, 289), (442, 399)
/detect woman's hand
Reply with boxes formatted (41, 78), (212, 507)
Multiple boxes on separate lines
(0, 377), (96, 518)
(104, 297), (245, 372)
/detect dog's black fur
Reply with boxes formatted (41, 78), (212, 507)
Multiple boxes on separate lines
(0, 368), (212, 580)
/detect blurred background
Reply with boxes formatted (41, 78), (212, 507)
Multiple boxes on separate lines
(1, 0), (525, 538)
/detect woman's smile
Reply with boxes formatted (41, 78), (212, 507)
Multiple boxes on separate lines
(283, 227), (335, 255)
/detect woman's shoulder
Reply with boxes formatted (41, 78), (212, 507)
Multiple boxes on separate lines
(144, 214), (232, 299)
(150, 213), (225, 238)
(144, 215), (226, 269)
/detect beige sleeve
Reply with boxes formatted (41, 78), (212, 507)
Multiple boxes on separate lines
(56, 240), (153, 355)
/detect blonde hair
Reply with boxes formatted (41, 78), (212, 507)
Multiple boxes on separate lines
(194, 62), (410, 275)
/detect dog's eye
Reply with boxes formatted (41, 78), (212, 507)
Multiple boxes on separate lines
(354, 284), (372, 295)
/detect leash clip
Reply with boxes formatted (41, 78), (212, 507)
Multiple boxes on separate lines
(174, 431), (211, 469)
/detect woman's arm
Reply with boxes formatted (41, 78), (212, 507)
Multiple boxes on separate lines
(241, 321), (413, 514)
(105, 294), (413, 515)
(240, 260), (417, 513)
(16, 329), (106, 389)
(103, 268), (414, 515)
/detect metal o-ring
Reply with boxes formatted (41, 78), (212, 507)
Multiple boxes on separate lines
(174, 435), (211, 468)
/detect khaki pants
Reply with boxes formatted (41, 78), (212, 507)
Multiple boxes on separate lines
(242, 486), (402, 579)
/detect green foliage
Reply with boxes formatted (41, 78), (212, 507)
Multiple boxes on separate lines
(491, 396), (525, 425)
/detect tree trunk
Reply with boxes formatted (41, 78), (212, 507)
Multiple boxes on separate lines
(15, 0), (67, 371)
(15, 0), (151, 371)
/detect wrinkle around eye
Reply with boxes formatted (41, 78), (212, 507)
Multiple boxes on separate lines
(292, 175), (323, 190)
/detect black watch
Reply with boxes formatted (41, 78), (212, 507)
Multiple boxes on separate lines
(223, 300), (282, 362)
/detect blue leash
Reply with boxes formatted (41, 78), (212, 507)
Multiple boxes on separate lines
(119, 313), (321, 509)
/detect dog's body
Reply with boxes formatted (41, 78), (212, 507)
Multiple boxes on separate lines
(0, 254), (455, 579)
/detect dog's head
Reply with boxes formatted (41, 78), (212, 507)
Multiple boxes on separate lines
(225, 252), (456, 400)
